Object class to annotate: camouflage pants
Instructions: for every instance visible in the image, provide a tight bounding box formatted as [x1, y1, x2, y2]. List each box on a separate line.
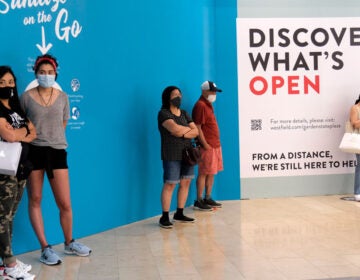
[0, 175, 26, 265]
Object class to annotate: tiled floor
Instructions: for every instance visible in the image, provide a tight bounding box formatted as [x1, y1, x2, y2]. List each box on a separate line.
[16, 195, 360, 279]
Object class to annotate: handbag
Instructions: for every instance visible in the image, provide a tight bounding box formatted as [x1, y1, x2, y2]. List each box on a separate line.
[339, 121, 360, 154]
[183, 141, 201, 166]
[0, 141, 22, 176]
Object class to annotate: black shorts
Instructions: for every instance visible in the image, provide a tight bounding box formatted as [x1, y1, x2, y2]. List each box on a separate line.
[28, 145, 68, 178]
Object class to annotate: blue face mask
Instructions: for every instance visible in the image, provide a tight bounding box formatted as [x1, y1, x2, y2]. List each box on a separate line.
[37, 74, 56, 88]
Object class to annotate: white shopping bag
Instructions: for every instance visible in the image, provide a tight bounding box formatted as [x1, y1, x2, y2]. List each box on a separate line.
[339, 132, 360, 154]
[0, 141, 22, 176]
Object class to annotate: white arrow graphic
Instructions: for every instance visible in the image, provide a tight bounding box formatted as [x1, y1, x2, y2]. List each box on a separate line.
[36, 26, 53, 54]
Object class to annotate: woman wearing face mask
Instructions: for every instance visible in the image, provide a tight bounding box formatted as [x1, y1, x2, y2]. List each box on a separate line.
[0, 66, 37, 280]
[157, 86, 198, 228]
[20, 54, 91, 266]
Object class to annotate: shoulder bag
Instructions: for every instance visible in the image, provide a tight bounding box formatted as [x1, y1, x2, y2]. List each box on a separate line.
[183, 139, 201, 166]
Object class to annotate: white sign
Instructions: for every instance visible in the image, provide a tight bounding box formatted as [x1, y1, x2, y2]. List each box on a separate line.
[237, 17, 360, 178]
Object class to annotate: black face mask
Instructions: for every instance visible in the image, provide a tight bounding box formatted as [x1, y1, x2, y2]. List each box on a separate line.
[170, 96, 181, 108]
[0, 87, 13, 99]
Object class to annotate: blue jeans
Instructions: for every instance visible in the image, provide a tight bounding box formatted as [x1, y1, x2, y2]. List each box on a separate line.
[162, 160, 195, 184]
[355, 154, 360, 194]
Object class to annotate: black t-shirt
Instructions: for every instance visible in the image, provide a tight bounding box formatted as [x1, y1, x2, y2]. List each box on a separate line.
[158, 109, 193, 161]
[0, 106, 29, 169]
[0, 106, 26, 130]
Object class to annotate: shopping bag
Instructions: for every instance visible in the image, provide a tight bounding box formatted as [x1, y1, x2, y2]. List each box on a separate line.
[0, 141, 22, 176]
[339, 132, 360, 154]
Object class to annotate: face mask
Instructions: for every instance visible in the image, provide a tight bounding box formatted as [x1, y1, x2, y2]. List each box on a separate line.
[207, 94, 216, 103]
[0, 87, 14, 99]
[170, 96, 181, 108]
[37, 74, 56, 88]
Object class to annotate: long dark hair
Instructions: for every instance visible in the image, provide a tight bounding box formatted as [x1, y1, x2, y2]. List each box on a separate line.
[161, 86, 181, 109]
[0, 66, 28, 121]
[355, 94, 360, 105]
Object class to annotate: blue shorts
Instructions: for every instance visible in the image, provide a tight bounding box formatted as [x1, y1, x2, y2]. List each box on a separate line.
[162, 160, 195, 184]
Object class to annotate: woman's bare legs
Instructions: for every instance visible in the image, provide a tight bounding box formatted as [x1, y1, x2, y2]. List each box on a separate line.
[28, 169, 72, 248]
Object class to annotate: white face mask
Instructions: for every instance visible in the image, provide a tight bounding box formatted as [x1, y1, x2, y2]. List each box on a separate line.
[207, 94, 216, 103]
[37, 74, 56, 88]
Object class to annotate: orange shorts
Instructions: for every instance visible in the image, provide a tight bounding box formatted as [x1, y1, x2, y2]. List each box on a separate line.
[198, 146, 223, 175]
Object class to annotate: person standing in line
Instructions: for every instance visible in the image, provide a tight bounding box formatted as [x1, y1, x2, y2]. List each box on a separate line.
[350, 94, 360, 201]
[20, 54, 91, 265]
[158, 86, 198, 228]
[0, 66, 37, 280]
[192, 81, 223, 211]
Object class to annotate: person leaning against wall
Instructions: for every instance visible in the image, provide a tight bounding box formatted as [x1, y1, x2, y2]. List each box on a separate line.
[20, 54, 91, 266]
[158, 86, 199, 229]
[0, 66, 37, 280]
[192, 81, 223, 211]
[350, 94, 360, 201]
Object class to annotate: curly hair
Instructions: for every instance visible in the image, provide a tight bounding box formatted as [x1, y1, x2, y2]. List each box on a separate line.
[33, 54, 58, 74]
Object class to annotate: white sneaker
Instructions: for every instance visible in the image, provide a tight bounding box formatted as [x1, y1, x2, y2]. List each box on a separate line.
[3, 264, 35, 280]
[16, 259, 32, 272]
[355, 194, 360, 201]
[0, 259, 31, 277]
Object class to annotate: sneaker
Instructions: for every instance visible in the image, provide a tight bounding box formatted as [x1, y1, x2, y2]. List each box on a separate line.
[194, 199, 213, 211]
[0, 260, 31, 276]
[0, 260, 31, 274]
[64, 239, 92, 257]
[355, 194, 360, 201]
[159, 217, 173, 229]
[173, 213, 195, 223]
[16, 259, 32, 272]
[204, 197, 222, 208]
[3, 264, 35, 280]
[40, 245, 62, 265]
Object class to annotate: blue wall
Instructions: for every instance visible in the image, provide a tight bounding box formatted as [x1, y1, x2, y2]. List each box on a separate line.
[0, 0, 239, 254]
[214, 0, 240, 200]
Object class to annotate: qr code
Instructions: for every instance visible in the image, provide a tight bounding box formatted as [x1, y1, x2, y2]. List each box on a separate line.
[251, 119, 262, 131]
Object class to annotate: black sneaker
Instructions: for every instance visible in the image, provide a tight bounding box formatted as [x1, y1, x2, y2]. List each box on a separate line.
[173, 213, 195, 223]
[159, 217, 173, 229]
[193, 199, 213, 211]
[204, 198, 222, 208]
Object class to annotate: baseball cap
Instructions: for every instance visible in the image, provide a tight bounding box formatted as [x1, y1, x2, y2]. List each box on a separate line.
[201, 81, 222, 92]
